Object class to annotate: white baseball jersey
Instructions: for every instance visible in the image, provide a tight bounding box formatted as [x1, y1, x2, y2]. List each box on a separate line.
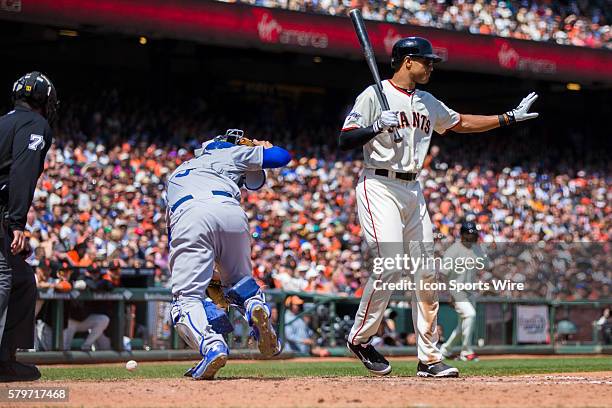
[342, 80, 460, 172]
[345, 81, 460, 364]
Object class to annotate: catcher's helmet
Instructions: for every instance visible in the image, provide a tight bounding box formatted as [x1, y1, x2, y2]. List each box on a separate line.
[12, 71, 59, 124]
[460, 221, 479, 240]
[391, 37, 442, 69]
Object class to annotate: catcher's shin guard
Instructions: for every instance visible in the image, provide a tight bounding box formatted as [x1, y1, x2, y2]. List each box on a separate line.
[247, 300, 281, 357]
[226, 276, 261, 311]
[202, 300, 234, 334]
[226, 277, 281, 357]
[170, 297, 228, 357]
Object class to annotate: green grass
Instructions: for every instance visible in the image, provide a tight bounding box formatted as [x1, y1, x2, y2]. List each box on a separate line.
[39, 357, 612, 381]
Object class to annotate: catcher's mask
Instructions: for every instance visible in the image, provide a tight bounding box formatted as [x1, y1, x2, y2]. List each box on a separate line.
[215, 129, 246, 145]
[195, 128, 248, 156]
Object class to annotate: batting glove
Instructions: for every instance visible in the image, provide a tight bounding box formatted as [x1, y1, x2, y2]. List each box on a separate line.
[373, 110, 400, 134]
[505, 92, 539, 124]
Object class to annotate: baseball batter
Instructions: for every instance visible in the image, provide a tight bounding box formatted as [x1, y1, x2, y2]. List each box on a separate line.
[439, 221, 489, 362]
[339, 37, 539, 377]
[166, 129, 291, 380]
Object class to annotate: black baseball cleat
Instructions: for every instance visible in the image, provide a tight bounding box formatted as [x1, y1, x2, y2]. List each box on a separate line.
[0, 361, 41, 382]
[416, 361, 459, 378]
[347, 342, 392, 376]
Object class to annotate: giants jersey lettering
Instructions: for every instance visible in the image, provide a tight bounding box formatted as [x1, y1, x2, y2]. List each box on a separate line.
[342, 80, 460, 172]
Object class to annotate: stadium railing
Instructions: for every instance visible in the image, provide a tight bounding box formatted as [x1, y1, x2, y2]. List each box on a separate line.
[33, 288, 612, 358]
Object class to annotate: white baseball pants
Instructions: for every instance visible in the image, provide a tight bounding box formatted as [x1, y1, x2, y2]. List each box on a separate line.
[441, 299, 476, 356]
[348, 169, 442, 364]
[63, 314, 110, 351]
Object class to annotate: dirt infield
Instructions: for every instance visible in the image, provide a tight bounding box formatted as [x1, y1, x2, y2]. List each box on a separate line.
[2, 371, 611, 408]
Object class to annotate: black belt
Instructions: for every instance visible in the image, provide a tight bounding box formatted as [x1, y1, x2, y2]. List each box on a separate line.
[374, 169, 418, 181]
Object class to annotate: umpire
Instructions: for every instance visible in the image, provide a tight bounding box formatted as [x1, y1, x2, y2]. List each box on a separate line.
[0, 72, 57, 381]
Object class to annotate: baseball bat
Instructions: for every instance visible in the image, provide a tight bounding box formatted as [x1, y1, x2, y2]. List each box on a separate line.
[349, 8, 402, 143]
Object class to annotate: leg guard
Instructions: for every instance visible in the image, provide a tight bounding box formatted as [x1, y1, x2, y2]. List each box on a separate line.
[202, 300, 233, 335]
[225, 276, 262, 313]
[170, 296, 228, 357]
[225, 277, 281, 357]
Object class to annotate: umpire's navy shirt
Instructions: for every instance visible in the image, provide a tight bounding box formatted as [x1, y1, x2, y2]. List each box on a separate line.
[0, 106, 52, 231]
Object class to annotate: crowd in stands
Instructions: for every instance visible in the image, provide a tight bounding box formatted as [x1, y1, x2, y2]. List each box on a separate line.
[23, 94, 609, 304]
[227, 0, 612, 49]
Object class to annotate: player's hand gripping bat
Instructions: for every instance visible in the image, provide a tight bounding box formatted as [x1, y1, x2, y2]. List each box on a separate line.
[349, 8, 402, 143]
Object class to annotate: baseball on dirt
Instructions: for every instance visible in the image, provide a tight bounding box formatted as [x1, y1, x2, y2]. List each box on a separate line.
[125, 360, 138, 371]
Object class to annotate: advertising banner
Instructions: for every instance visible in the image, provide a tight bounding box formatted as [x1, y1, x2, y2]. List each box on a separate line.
[2, 0, 610, 82]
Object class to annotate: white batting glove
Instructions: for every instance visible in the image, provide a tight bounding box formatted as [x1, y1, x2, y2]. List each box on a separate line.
[509, 92, 539, 122]
[372, 110, 399, 134]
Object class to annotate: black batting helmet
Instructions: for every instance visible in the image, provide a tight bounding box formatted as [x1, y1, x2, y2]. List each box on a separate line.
[391, 37, 442, 70]
[460, 221, 479, 240]
[12, 71, 59, 124]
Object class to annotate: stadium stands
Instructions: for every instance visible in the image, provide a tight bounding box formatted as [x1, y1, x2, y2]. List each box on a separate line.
[226, 0, 612, 49]
[27, 91, 611, 301]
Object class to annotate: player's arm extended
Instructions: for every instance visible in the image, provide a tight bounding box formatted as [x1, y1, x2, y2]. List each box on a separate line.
[450, 92, 539, 134]
[449, 114, 501, 133]
[249, 139, 292, 168]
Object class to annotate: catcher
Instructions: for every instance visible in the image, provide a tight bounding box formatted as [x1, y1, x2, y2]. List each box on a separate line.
[166, 129, 291, 380]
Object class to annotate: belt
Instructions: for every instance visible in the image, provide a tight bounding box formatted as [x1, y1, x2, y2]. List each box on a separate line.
[170, 191, 234, 212]
[374, 169, 418, 181]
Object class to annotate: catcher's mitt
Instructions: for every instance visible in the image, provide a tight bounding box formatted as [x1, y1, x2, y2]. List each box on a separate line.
[237, 137, 255, 147]
[207, 279, 229, 309]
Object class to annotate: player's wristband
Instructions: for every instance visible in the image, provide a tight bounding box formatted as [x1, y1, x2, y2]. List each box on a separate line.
[372, 120, 384, 134]
[498, 111, 517, 127]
